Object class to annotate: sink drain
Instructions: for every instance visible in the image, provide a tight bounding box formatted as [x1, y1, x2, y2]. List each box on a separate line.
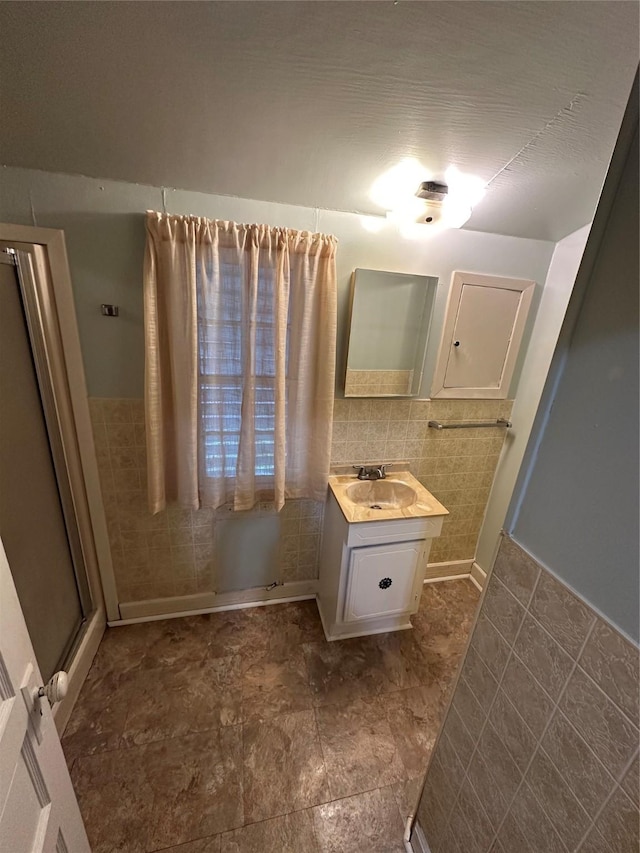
[370, 504, 383, 509]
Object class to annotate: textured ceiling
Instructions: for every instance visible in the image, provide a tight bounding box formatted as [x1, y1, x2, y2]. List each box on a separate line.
[0, 1, 638, 241]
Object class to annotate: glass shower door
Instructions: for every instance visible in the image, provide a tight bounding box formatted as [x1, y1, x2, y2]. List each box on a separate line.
[0, 253, 88, 681]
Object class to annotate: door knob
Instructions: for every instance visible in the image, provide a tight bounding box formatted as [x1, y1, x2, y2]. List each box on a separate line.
[37, 670, 69, 706]
[21, 667, 68, 745]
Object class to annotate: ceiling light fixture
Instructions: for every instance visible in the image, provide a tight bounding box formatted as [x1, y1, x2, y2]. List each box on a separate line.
[368, 160, 486, 235]
[369, 158, 427, 211]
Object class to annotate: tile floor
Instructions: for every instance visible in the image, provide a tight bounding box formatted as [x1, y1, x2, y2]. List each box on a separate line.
[63, 580, 480, 853]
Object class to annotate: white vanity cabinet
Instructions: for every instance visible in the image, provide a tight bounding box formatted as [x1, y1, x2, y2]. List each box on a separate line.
[317, 489, 444, 640]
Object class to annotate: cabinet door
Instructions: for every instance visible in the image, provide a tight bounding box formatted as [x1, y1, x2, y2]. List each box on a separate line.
[431, 272, 535, 399]
[343, 541, 424, 622]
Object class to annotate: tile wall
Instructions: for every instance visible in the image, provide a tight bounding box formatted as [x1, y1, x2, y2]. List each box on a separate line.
[416, 534, 640, 853]
[90, 397, 512, 602]
[345, 368, 413, 396]
[332, 398, 512, 566]
[89, 399, 323, 601]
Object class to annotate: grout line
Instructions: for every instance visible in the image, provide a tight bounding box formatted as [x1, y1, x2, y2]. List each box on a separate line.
[440, 567, 541, 848]
[574, 748, 640, 853]
[444, 569, 541, 845]
[615, 745, 639, 789]
[491, 614, 597, 853]
[570, 655, 640, 732]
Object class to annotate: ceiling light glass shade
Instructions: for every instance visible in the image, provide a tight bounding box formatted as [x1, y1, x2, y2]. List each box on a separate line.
[369, 161, 486, 236]
[359, 215, 387, 233]
[370, 159, 429, 210]
[441, 196, 473, 228]
[385, 196, 430, 225]
[445, 166, 486, 208]
[398, 220, 445, 240]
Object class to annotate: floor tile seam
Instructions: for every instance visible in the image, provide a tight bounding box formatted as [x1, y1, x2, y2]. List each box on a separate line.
[311, 684, 446, 787]
[72, 677, 245, 746]
[74, 720, 245, 762]
[311, 703, 339, 802]
[62, 740, 130, 764]
[312, 782, 406, 813]
[240, 699, 317, 727]
[237, 645, 312, 678]
[320, 779, 410, 814]
[245, 788, 335, 827]
[122, 714, 243, 747]
[311, 682, 428, 711]
[220, 803, 320, 836]
[238, 702, 247, 831]
[314, 708, 409, 808]
[72, 589, 476, 851]
[148, 829, 221, 853]
[377, 701, 434, 788]
[95, 650, 212, 675]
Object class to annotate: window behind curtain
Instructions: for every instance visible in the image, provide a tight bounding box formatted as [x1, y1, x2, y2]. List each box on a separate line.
[197, 259, 283, 479]
[144, 212, 337, 514]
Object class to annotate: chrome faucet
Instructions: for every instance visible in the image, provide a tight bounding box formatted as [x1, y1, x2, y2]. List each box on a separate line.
[353, 464, 387, 481]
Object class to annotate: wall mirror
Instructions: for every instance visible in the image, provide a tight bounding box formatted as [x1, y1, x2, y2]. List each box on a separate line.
[345, 268, 438, 397]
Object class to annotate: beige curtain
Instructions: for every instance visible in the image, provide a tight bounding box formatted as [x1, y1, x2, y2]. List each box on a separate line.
[143, 211, 337, 513]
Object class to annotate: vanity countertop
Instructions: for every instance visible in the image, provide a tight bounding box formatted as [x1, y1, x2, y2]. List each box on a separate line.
[328, 470, 449, 524]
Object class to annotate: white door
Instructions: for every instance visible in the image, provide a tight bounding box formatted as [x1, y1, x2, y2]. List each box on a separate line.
[0, 537, 90, 853]
[344, 541, 424, 622]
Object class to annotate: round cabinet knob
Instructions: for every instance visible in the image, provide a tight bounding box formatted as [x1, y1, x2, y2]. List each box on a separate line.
[379, 577, 393, 590]
[453, 341, 461, 347]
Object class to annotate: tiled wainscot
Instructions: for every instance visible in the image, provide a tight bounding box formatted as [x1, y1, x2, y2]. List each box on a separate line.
[89, 398, 512, 603]
[415, 534, 640, 853]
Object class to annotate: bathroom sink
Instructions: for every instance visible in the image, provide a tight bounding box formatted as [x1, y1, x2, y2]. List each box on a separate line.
[345, 479, 418, 509]
[328, 470, 448, 523]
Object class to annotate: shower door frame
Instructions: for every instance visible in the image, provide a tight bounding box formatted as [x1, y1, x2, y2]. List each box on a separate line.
[0, 222, 119, 733]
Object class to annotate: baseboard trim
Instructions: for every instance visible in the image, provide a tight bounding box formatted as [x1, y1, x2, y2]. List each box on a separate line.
[425, 558, 474, 581]
[408, 820, 431, 853]
[112, 580, 318, 624]
[470, 561, 487, 591]
[424, 573, 470, 584]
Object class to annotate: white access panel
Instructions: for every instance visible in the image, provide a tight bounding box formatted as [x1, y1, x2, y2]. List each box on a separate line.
[431, 271, 535, 399]
[344, 541, 422, 622]
[445, 284, 521, 388]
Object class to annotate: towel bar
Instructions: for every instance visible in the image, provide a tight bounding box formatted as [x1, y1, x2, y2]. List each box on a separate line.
[428, 418, 512, 430]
